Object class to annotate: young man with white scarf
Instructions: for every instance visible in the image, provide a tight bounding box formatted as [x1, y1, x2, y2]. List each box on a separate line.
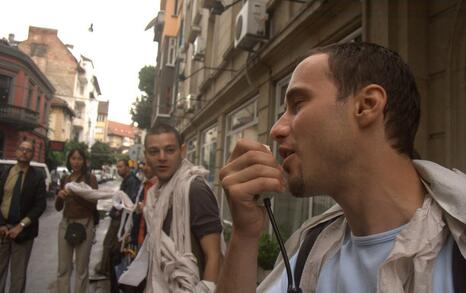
[216, 42, 466, 293]
[142, 123, 222, 292]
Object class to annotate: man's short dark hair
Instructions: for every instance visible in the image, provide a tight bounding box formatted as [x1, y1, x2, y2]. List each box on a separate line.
[117, 158, 129, 166]
[145, 123, 184, 148]
[17, 139, 35, 152]
[308, 42, 421, 157]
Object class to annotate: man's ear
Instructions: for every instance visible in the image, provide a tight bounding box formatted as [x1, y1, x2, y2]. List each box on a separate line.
[180, 144, 187, 158]
[353, 84, 387, 128]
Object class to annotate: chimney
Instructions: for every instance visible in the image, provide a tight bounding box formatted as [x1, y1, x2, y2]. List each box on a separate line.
[8, 34, 15, 43]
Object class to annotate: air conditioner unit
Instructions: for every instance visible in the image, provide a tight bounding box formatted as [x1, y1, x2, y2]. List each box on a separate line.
[234, 0, 268, 50]
[193, 37, 206, 61]
[185, 94, 195, 113]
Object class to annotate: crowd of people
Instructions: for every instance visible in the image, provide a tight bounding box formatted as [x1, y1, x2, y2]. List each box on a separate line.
[0, 42, 465, 293]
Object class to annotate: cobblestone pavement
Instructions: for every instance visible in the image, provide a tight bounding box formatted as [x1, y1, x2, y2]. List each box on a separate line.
[17, 179, 120, 293]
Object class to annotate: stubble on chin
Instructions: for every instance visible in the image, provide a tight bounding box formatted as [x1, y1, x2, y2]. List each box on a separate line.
[287, 174, 305, 197]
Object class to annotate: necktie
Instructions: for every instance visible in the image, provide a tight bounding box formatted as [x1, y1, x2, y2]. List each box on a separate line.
[8, 170, 23, 224]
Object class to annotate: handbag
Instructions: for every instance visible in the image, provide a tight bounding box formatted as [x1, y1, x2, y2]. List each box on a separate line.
[65, 222, 87, 246]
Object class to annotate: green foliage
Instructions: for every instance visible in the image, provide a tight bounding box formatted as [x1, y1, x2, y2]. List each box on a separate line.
[47, 140, 89, 168]
[65, 140, 90, 157]
[138, 65, 156, 96]
[130, 95, 153, 130]
[257, 233, 280, 270]
[131, 65, 156, 130]
[90, 141, 115, 169]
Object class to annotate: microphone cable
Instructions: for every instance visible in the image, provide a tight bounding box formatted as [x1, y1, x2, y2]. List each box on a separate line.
[263, 197, 302, 293]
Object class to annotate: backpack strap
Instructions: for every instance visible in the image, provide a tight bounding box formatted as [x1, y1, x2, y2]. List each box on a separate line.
[294, 219, 336, 288]
[452, 240, 466, 292]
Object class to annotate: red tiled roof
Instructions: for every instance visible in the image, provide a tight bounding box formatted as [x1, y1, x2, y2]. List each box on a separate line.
[107, 120, 136, 139]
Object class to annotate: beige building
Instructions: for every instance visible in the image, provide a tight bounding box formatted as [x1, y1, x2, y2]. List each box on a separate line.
[18, 26, 102, 145]
[48, 97, 74, 141]
[95, 101, 109, 142]
[150, 0, 466, 238]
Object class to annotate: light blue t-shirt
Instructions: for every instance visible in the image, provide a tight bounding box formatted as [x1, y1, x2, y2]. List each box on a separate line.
[266, 226, 454, 293]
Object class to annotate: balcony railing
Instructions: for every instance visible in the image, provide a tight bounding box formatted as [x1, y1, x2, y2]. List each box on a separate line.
[0, 104, 39, 130]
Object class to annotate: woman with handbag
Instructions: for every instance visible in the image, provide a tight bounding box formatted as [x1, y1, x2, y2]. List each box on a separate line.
[55, 148, 98, 293]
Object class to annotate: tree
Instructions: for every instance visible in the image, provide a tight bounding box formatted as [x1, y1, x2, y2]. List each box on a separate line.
[131, 65, 156, 130]
[90, 141, 114, 170]
[48, 140, 89, 168]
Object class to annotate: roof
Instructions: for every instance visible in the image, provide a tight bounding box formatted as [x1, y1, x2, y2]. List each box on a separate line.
[107, 120, 136, 139]
[98, 101, 109, 115]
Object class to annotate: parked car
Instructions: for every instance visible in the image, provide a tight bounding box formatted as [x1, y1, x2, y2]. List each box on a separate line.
[93, 169, 103, 183]
[0, 159, 52, 193]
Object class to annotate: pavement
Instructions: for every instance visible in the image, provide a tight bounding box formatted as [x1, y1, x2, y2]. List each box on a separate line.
[15, 179, 121, 293]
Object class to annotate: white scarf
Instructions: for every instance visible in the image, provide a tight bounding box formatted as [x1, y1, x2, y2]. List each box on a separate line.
[145, 159, 209, 293]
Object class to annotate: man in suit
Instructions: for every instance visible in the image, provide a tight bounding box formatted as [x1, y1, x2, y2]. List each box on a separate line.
[0, 140, 47, 293]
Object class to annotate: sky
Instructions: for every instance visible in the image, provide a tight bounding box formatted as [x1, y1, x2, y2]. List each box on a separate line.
[0, 0, 159, 125]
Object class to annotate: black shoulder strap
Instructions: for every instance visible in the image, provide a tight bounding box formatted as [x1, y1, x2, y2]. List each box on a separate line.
[294, 219, 335, 288]
[452, 240, 466, 292]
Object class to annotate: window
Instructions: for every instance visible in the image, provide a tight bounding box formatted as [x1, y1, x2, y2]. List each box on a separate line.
[166, 37, 177, 66]
[173, 0, 179, 16]
[0, 74, 12, 105]
[30, 43, 47, 57]
[201, 125, 218, 185]
[186, 136, 198, 163]
[27, 82, 34, 108]
[43, 102, 49, 124]
[79, 82, 85, 96]
[223, 99, 259, 224]
[36, 93, 42, 112]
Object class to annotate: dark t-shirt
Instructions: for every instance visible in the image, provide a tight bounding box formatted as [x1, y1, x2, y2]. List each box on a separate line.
[163, 176, 222, 274]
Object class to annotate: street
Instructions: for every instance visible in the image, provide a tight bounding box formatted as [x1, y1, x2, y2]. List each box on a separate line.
[21, 179, 120, 293]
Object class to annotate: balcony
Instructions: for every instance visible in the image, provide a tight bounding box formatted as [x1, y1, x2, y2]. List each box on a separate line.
[0, 104, 39, 130]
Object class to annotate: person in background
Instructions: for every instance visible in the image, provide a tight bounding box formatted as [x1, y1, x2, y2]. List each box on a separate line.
[0, 140, 46, 293]
[119, 160, 158, 293]
[97, 158, 140, 292]
[142, 123, 223, 292]
[131, 160, 157, 250]
[56, 148, 98, 293]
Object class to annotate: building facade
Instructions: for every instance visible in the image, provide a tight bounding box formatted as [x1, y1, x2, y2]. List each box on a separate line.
[48, 97, 74, 142]
[146, 0, 181, 126]
[95, 101, 109, 142]
[0, 41, 54, 162]
[18, 26, 101, 146]
[150, 0, 466, 238]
